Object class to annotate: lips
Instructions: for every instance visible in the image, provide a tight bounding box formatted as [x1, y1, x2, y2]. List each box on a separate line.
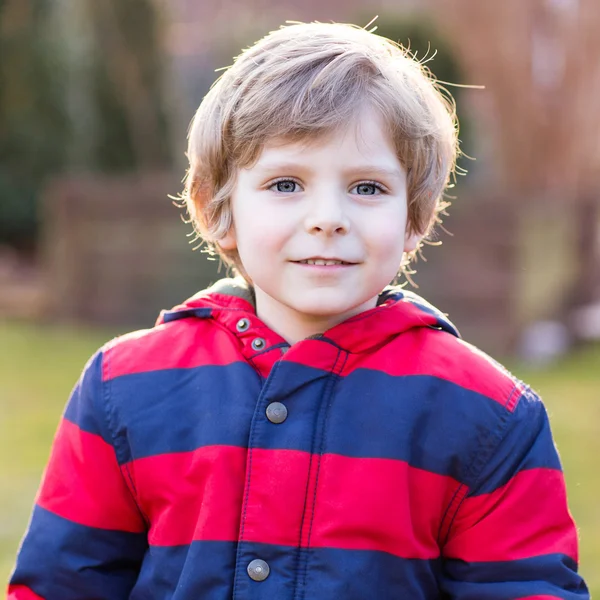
[291, 256, 358, 267]
[296, 258, 355, 266]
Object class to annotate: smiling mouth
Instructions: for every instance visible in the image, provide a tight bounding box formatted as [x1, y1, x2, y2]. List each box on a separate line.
[294, 259, 356, 266]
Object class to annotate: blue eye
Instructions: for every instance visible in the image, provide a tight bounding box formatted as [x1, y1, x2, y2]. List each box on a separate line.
[271, 180, 299, 193]
[354, 183, 381, 195]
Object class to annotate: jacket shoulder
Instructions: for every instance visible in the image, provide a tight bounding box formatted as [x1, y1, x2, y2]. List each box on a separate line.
[100, 316, 220, 382]
[414, 327, 525, 412]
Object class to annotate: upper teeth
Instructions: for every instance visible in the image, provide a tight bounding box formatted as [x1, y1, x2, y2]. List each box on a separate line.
[299, 259, 347, 265]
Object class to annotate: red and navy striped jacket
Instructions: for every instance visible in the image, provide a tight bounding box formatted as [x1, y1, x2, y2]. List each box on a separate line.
[8, 278, 589, 599]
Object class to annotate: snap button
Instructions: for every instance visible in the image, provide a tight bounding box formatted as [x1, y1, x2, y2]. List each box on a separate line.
[251, 337, 266, 351]
[236, 318, 250, 332]
[266, 402, 288, 424]
[247, 558, 270, 581]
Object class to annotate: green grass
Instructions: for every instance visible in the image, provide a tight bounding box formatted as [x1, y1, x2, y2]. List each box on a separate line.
[1, 320, 598, 594]
[0, 321, 121, 587]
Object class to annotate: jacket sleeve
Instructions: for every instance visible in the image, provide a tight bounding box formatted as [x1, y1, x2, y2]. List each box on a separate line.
[439, 387, 589, 599]
[7, 350, 148, 600]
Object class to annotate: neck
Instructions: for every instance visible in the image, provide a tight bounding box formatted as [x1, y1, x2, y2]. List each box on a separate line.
[253, 285, 377, 345]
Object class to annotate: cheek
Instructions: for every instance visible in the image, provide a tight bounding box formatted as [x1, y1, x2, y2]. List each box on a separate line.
[234, 210, 287, 259]
[365, 212, 408, 255]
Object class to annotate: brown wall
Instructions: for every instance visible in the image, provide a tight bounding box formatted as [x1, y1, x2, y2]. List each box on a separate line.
[42, 173, 221, 328]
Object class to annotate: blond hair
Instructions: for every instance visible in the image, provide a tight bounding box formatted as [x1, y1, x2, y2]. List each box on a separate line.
[183, 21, 459, 277]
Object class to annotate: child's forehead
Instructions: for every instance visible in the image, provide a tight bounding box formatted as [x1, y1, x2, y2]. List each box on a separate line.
[241, 115, 404, 180]
[249, 108, 394, 163]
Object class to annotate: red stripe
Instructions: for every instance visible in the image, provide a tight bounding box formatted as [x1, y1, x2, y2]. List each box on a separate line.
[444, 468, 578, 562]
[307, 453, 454, 558]
[7, 584, 45, 599]
[241, 449, 313, 548]
[130, 447, 458, 558]
[37, 419, 145, 532]
[339, 328, 522, 407]
[102, 320, 242, 380]
[132, 445, 247, 546]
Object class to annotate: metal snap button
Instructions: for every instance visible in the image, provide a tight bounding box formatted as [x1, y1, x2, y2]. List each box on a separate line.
[247, 558, 270, 581]
[266, 402, 288, 424]
[236, 318, 250, 332]
[251, 337, 266, 351]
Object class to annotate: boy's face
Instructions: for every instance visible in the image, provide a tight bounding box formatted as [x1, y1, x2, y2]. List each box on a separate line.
[219, 107, 420, 341]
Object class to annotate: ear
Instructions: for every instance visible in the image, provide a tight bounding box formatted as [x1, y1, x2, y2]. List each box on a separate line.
[403, 231, 421, 253]
[217, 226, 237, 251]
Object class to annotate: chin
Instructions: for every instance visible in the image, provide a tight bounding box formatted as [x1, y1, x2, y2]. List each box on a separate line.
[289, 297, 368, 320]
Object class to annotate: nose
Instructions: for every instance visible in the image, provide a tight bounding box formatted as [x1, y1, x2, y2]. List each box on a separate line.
[303, 191, 350, 236]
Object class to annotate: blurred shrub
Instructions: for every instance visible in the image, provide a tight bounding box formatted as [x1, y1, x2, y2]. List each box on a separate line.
[0, 0, 173, 250]
[86, 0, 173, 172]
[0, 0, 68, 250]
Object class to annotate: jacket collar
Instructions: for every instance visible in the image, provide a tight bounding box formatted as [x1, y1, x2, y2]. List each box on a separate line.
[157, 277, 459, 354]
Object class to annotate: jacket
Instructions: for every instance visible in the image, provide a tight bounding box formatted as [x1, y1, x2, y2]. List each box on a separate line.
[8, 278, 589, 599]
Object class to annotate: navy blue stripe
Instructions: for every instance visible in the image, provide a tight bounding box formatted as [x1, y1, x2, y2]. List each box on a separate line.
[63, 351, 114, 445]
[62, 346, 559, 492]
[69, 360, 562, 489]
[301, 545, 442, 600]
[321, 369, 507, 485]
[109, 362, 262, 463]
[13, 510, 586, 599]
[441, 553, 588, 599]
[162, 307, 213, 322]
[259, 365, 559, 486]
[11, 505, 147, 600]
[131, 541, 442, 600]
[129, 543, 235, 600]
[470, 388, 563, 495]
[66, 360, 561, 485]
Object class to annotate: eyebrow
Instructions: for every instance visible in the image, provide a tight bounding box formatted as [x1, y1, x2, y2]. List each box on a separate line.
[255, 163, 404, 180]
[348, 166, 405, 179]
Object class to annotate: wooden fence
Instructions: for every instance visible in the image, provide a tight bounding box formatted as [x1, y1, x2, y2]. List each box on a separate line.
[41, 173, 221, 329]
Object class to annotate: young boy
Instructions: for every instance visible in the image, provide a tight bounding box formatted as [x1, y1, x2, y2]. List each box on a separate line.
[8, 21, 589, 599]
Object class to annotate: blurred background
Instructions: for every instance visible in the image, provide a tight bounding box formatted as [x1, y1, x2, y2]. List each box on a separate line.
[1, 0, 599, 592]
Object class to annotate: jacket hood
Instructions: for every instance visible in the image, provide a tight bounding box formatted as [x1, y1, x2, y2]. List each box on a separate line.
[156, 277, 459, 353]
